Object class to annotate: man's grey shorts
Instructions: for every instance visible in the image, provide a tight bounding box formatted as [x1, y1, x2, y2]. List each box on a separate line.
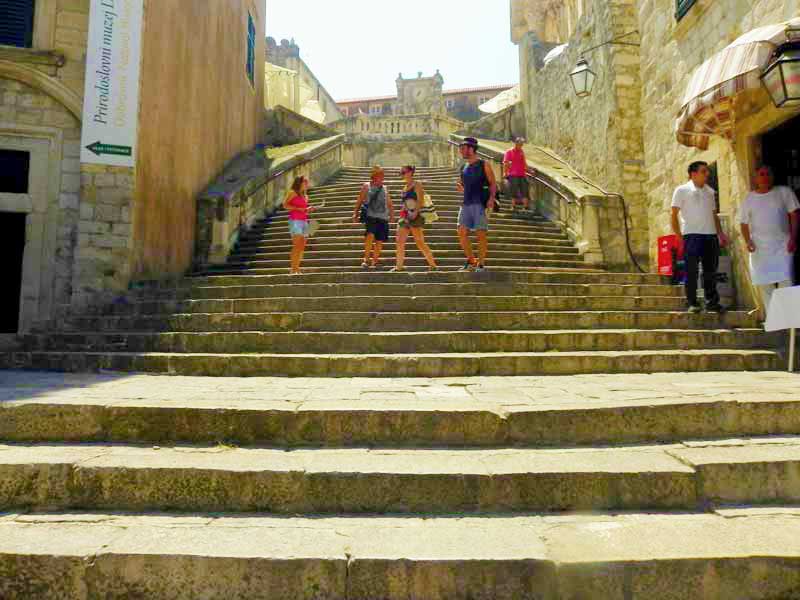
[507, 176, 529, 199]
[458, 203, 488, 231]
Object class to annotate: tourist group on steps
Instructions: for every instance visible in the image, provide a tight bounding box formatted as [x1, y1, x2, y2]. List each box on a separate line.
[283, 136, 799, 319]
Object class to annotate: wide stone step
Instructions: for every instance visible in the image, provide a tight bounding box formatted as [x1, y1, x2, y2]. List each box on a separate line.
[242, 227, 571, 243]
[3, 436, 800, 514]
[3, 508, 800, 600]
[184, 270, 670, 288]
[3, 370, 797, 448]
[238, 238, 577, 253]
[247, 221, 563, 236]
[57, 310, 755, 333]
[4, 348, 781, 377]
[25, 328, 774, 355]
[202, 265, 605, 276]
[134, 282, 683, 302]
[223, 255, 587, 270]
[267, 209, 549, 225]
[84, 294, 690, 316]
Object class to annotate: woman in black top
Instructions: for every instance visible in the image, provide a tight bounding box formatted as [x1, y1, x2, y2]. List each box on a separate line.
[393, 166, 437, 272]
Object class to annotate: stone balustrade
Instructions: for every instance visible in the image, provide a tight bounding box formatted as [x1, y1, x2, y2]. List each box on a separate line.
[451, 135, 611, 267]
[194, 135, 344, 269]
[333, 113, 464, 141]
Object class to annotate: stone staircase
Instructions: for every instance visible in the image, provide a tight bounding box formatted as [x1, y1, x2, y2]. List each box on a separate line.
[0, 167, 797, 597]
[5, 165, 781, 376]
[2, 369, 800, 598]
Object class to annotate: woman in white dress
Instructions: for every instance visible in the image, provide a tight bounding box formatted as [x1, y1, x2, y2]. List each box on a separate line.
[739, 165, 800, 316]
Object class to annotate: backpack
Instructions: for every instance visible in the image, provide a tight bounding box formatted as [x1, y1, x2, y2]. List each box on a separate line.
[367, 185, 387, 216]
[360, 185, 386, 222]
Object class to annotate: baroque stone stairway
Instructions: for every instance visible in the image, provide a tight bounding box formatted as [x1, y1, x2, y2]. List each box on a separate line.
[6, 165, 782, 376]
[2, 166, 797, 599]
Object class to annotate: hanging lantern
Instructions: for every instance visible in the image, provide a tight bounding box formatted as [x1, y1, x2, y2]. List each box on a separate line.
[761, 26, 800, 108]
[569, 57, 597, 98]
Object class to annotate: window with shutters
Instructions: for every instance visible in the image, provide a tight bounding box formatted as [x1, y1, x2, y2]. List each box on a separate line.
[246, 12, 256, 87]
[676, 0, 698, 20]
[0, 0, 36, 48]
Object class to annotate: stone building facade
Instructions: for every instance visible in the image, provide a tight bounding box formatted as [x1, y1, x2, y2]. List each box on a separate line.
[511, 0, 800, 306]
[0, 0, 265, 335]
[266, 37, 344, 125]
[337, 77, 515, 122]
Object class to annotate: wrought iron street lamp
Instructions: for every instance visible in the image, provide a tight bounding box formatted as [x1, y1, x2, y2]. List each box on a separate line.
[569, 58, 596, 98]
[569, 31, 639, 98]
[761, 26, 800, 108]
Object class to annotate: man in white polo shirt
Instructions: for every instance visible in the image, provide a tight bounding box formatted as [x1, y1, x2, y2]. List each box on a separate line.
[670, 161, 729, 313]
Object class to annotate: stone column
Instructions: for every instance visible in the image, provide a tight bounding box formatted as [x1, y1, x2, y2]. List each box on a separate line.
[578, 196, 605, 266]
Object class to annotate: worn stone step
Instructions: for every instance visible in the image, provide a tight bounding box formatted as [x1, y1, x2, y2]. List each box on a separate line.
[202, 265, 605, 277]
[132, 282, 683, 302]
[186, 270, 668, 287]
[58, 310, 756, 333]
[3, 437, 800, 514]
[246, 221, 563, 237]
[83, 294, 690, 316]
[4, 508, 800, 600]
[222, 256, 588, 271]
[230, 249, 583, 264]
[3, 370, 798, 448]
[238, 238, 577, 253]
[241, 228, 571, 243]
[25, 329, 774, 355]
[3, 348, 781, 377]
[266, 210, 549, 226]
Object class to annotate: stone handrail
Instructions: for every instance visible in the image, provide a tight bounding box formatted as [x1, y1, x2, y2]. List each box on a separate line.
[194, 134, 344, 269]
[333, 113, 464, 141]
[449, 135, 606, 266]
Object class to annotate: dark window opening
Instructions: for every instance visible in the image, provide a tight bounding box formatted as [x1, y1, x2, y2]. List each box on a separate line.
[0, 212, 26, 333]
[0, 0, 36, 48]
[246, 13, 256, 87]
[761, 114, 800, 284]
[0, 149, 30, 194]
[676, 0, 698, 20]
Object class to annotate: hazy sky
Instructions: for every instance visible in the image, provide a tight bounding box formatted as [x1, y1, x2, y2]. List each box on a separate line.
[265, 0, 519, 101]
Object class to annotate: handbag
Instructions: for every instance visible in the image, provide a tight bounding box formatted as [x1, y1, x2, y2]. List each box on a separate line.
[421, 193, 439, 224]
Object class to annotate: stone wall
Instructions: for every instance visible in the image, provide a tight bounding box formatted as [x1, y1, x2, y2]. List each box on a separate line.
[343, 140, 453, 169]
[264, 106, 336, 146]
[196, 135, 344, 268]
[515, 0, 649, 268]
[72, 165, 135, 309]
[461, 102, 527, 142]
[637, 0, 800, 307]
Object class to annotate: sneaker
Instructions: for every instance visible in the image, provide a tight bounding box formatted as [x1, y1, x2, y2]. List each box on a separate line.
[706, 303, 726, 314]
[687, 304, 703, 314]
[474, 264, 487, 273]
[460, 261, 476, 272]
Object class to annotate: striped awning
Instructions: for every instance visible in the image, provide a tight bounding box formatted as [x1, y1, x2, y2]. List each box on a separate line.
[676, 18, 800, 150]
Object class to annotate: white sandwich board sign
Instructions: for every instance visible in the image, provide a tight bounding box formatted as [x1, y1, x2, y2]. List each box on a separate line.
[80, 0, 144, 168]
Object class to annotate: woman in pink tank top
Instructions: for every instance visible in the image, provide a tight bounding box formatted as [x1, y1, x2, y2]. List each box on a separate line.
[284, 176, 314, 275]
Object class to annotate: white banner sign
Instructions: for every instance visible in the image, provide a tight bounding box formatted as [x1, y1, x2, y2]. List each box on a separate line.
[80, 0, 144, 168]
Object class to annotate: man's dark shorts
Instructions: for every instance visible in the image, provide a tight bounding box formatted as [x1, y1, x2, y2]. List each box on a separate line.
[507, 176, 529, 199]
[365, 216, 390, 242]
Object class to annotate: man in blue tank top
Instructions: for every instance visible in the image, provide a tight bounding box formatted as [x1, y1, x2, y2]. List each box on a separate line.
[457, 137, 497, 271]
